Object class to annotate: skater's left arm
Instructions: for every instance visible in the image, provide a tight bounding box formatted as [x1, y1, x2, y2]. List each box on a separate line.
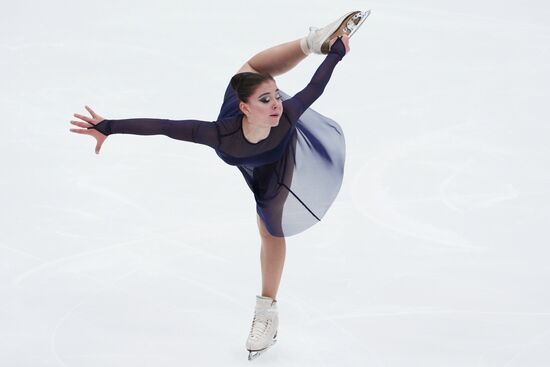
[284, 36, 348, 122]
[70, 106, 219, 154]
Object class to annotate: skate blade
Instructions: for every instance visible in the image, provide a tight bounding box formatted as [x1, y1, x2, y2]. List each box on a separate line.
[321, 10, 371, 53]
[346, 10, 371, 38]
[321, 11, 361, 54]
[247, 340, 277, 361]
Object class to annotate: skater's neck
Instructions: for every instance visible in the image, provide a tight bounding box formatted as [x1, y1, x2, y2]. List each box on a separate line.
[241, 115, 271, 144]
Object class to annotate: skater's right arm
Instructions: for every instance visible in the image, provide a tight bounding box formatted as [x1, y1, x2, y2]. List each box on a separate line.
[70, 106, 220, 154]
[283, 36, 348, 122]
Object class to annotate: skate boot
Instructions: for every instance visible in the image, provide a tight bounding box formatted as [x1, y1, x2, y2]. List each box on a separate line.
[302, 10, 371, 55]
[246, 295, 279, 361]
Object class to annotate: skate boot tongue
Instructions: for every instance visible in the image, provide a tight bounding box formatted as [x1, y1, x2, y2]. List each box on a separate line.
[256, 295, 277, 307]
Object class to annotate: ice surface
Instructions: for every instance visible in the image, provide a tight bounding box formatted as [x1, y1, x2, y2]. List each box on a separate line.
[1, 0, 549, 366]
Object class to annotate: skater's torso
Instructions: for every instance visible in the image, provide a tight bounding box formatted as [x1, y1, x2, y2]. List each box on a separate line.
[214, 99, 297, 167]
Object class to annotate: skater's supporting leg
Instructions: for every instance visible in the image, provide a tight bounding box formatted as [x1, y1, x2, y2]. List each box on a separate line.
[237, 38, 308, 77]
[257, 214, 286, 300]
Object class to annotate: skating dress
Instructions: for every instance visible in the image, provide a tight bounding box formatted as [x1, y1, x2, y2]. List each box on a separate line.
[89, 37, 347, 237]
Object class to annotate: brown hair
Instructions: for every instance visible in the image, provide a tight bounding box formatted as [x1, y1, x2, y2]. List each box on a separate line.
[230, 72, 275, 103]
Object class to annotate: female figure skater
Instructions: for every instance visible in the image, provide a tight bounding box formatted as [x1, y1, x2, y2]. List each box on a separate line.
[69, 10, 370, 360]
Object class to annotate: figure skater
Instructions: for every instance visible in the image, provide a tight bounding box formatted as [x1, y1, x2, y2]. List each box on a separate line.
[69, 9, 370, 360]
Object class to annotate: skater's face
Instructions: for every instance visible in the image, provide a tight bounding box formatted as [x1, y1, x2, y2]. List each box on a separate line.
[240, 80, 283, 126]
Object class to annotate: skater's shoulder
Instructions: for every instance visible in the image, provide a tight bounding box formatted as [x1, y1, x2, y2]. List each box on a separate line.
[215, 115, 242, 135]
[281, 95, 307, 117]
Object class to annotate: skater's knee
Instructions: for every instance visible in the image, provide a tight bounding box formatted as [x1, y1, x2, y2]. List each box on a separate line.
[257, 214, 271, 239]
[237, 62, 260, 74]
[257, 214, 283, 241]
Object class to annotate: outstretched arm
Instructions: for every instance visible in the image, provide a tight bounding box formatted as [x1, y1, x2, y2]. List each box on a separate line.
[89, 117, 219, 147]
[70, 106, 219, 154]
[283, 36, 348, 122]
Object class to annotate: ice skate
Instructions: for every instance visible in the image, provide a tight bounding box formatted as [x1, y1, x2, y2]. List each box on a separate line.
[246, 295, 279, 361]
[305, 10, 371, 54]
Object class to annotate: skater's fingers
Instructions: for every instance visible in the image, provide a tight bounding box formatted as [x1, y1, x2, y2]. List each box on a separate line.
[69, 125, 105, 154]
[69, 127, 89, 134]
[94, 135, 107, 155]
[340, 35, 350, 53]
[341, 35, 350, 44]
[73, 113, 92, 123]
[70, 120, 91, 128]
[85, 105, 97, 118]
[329, 36, 350, 55]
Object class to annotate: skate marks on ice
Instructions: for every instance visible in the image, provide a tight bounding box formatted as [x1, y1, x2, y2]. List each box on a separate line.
[349, 121, 542, 252]
[11, 234, 150, 288]
[30, 234, 244, 367]
[11, 169, 233, 287]
[10, 172, 151, 289]
[11, 221, 231, 290]
[47, 264, 248, 367]
[6, 201, 240, 365]
[72, 174, 150, 214]
[279, 295, 386, 367]
[437, 160, 520, 212]
[48, 268, 140, 367]
[304, 307, 550, 367]
[475, 326, 550, 367]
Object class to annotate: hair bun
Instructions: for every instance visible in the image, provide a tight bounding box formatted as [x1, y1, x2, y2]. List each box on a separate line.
[230, 72, 254, 92]
[229, 73, 242, 92]
[229, 71, 275, 103]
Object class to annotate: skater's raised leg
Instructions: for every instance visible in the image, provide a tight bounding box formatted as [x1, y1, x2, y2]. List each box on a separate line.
[306, 10, 370, 54]
[236, 9, 370, 77]
[237, 38, 308, 77]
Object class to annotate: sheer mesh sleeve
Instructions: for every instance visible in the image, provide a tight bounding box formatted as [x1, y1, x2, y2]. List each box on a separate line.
[283, 36, 346, 122]
[87, 117, 219, 149]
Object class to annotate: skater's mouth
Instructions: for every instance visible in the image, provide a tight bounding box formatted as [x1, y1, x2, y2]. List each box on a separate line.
[270, 114, 279, 117]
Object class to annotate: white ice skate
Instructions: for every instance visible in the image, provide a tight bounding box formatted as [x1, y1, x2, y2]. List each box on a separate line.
[246, 295, 279, 361]
[306, 9, 371, 54]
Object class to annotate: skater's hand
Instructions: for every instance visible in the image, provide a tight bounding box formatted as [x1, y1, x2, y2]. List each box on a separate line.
[329, 35, 350, 55]
[69, 105, 107, 154]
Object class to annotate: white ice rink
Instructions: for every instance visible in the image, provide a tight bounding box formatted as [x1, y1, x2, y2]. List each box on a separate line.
[2, 0, 549, 366]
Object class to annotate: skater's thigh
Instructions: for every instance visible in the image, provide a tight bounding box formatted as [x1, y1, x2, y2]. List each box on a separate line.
[237, 62, 260, 74]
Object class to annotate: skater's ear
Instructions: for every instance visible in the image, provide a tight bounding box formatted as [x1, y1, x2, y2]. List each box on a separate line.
[239, 101, 250, 115]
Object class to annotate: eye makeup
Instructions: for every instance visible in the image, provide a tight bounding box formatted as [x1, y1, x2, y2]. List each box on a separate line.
[260, 95, 282, 103]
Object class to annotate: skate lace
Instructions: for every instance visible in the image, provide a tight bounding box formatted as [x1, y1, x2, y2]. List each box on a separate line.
[249, 309, 274, 339]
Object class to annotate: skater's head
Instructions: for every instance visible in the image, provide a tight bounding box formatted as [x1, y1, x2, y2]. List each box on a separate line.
[231, 72, 283, 127]
[230, 72, 275, 102]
